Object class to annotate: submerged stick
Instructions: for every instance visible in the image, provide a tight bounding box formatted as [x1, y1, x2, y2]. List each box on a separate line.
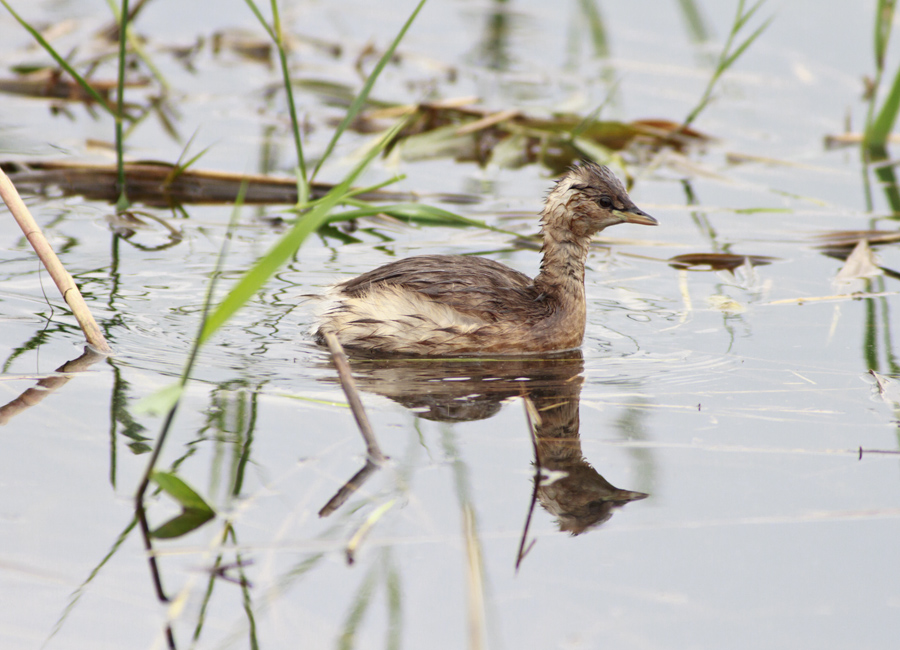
[318, 459, 382, 518]
[515, 393, 542, 572]
[322, 331, 386, 464]
[0, 168, 112, 354]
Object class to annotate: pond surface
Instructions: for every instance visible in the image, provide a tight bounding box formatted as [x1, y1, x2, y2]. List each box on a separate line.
[2, 1, 900, 649]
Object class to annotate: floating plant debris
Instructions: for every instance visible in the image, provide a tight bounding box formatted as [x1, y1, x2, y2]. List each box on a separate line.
[668, 253, 777, 272]
[0, 160, 478, 207]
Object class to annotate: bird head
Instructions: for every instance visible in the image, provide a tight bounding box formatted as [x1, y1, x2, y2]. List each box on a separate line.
[546, 162, 657, 237]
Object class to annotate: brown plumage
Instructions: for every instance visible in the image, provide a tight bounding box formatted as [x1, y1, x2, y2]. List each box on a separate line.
[315, 162, 657, 355]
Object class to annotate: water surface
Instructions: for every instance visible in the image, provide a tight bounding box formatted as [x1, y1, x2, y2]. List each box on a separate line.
[1, 1, 899, 649]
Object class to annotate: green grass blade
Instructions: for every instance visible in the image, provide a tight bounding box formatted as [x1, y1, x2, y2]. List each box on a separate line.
[342, 175, 408, 200]
[874, 0, 896, 71]
[676, 0, 711, 42]
[149, 471, 216, 538]
[151, 507, 216, 538]
[577, 0, 609, 58]
[151, 471, 214, 512]
[311, 0, 428, 182]
[867, 52, 900, 150]
[734, 0, 766, 30]
[174, 145, 212, 176]
[46, 516, 139, 645]
[721, 16, 773, 69]
[338, 564, 379, 650]
[199, 120, 407, 344]
[384, 554, 403, 650]
[323, 202, 512, 233]
[271, 0, 306, 183]
[134, 183, 248, 506]
[115, 0, 131, 212]
[134, 382, 183, 416]
[0, 0, 114, 114]
[244, 0, 307, 187]
[242, 0, 276, 41]
[682, 0, 771, 127]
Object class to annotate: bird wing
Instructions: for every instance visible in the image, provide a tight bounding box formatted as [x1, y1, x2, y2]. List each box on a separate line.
[336, 255, 548, 323]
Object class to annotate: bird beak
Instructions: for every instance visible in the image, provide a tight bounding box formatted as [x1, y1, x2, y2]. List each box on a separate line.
[614, 207, 658, 227]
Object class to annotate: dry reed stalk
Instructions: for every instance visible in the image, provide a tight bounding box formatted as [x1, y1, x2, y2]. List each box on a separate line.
[0, 168, 112, 354]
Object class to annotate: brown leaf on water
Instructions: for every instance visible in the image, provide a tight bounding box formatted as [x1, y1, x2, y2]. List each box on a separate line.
[815, 230, 900, 251]
[0, 69, 136, 105]
[211, 29, 273, 65]
[344, 100, 712, 169]
[296, 86, 711, 168]
[628, 118, 711, 148]
[668, 253, 776, 272]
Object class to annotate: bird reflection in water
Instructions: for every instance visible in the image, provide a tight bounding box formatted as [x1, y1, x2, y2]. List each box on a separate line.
[317, 350, 647, 561]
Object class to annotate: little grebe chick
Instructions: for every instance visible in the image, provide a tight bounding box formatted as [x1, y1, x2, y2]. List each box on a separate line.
[315, 162, 657, 355]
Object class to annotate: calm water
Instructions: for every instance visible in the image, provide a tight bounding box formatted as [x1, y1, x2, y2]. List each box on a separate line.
[1, 1, 899, 649]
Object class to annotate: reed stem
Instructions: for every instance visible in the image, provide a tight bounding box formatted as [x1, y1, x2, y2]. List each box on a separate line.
[0, 169, 112, 354]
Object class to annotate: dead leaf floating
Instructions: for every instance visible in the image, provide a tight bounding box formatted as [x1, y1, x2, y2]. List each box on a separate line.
[668, 253, 776, 272]
[353, 100, 712, 170]
[869, 370, 900, 407]
[833, 239, 882, 290]
[815, 230, 900, 251]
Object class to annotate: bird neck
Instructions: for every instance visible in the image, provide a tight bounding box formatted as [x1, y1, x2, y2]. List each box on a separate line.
[534, 203, 592, 301]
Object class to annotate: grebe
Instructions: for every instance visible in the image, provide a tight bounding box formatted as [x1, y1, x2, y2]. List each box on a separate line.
[315, 162, 656, 355]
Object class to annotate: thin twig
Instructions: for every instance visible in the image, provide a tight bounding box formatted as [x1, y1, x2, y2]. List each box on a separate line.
[318, 459, 382, 518]
[323, 331, 387, 464]
[859, 446, 900, 459]
[0, 168, 112, 354]
[516, 392, 542, 572]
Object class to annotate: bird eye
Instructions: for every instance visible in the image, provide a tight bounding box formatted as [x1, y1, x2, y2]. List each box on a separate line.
[597, 195, 614, 209]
